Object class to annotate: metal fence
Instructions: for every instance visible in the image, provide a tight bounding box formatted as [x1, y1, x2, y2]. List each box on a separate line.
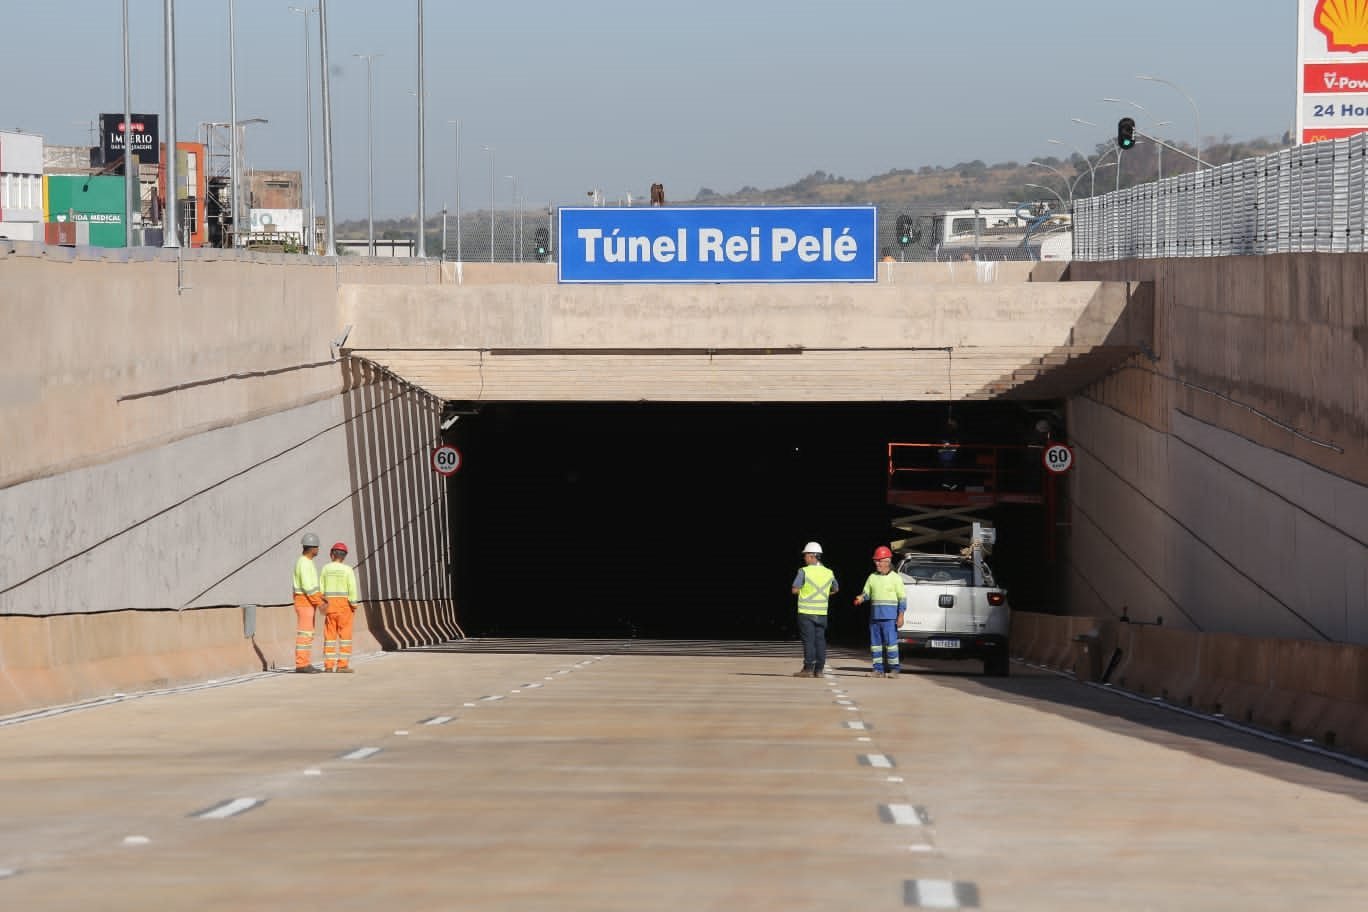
[1074, 135, 1368, 260]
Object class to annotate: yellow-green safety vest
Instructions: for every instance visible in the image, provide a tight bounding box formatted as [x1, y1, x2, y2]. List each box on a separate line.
[293, 555, 321, 597]
[319, 561, 359, 604]
[797, 564, 835, 616]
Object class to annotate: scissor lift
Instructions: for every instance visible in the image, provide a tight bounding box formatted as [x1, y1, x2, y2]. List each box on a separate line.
[886, 442, 1055, 557]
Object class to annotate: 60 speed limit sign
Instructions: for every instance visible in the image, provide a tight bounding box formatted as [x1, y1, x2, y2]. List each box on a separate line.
[431, 444, 462, 476]
[1042, 443, 1074, 474]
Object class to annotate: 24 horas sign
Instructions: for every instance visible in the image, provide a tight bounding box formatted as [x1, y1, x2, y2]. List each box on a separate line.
[558, 206, 876, 284]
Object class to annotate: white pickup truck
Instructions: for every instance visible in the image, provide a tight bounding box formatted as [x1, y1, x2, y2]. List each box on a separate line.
[895, 525, 1011, 676]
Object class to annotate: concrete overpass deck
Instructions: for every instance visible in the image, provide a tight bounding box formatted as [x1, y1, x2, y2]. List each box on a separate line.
[1, 644, 1364, 911]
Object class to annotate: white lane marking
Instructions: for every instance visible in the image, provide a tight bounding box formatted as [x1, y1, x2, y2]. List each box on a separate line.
[860, 754, 894, 768]
[544, 677, 555, 681]
[909, 844, 935, 853]
[887, 776, 904, 783]
[0, 868, 16, 879]
[836, 700, 855, 706]
[479, 695, 504, 702]
[525, 683, 543, 689]
[463, 702, 477, 707]
[845, 721, 870, 730]
[511, 689, 522, 694]
[904, 879, 980, 909]
[122, 835, 151, 846]
[421, 716, 454, 726]
[881, 804, 929, 826]
[340, 747, 382, 761]
[304, 768, 323, 776]
[193, 797, 266, 819]
[844, 706, 860, 712]
[858, 736, 872, 742]
[394, 730, 409, 736]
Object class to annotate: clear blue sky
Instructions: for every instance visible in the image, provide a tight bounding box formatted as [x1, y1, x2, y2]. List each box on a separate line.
[1, 0, 1295, 220]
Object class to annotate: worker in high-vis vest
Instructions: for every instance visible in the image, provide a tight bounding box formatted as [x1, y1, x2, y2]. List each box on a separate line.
[791, 541, 839, 678]
[319, 542, 360, 673]
[291, 532, 325, 673]
[853, 545, 907, 677]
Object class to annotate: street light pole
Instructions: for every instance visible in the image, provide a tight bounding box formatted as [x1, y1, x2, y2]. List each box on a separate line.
[318, 0, 337, 256]
[415, 0, 427, 257]
[288, 6, 317, 253]
[353, 53, 381, 256]
[162, 0, 180, 248]
[122, 0, 134, 248]
[1024, 182, 1067, 210]
[1137, 74, 1203, 167]
[483, 145, 494, 262]
[1047, 139, 1097, 197]
[506, 175, 518, 262]
[228, 0, 240, 246]
[1028, 161, 1074, 204]
[448, 119, 461, 261]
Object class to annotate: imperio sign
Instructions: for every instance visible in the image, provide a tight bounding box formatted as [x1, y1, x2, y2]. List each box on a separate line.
[1298, 0, 1368, 142]
[557, 206, 877, 284]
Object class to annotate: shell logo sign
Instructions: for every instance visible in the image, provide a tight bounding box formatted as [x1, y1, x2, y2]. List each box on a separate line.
[1315, 0, 1368, 53]
[1301, 0, 1368, 143]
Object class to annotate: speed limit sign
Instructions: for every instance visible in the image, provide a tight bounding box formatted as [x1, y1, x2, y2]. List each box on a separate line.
[1043, 443, 1074, 474]
[431, 444, 462, 476]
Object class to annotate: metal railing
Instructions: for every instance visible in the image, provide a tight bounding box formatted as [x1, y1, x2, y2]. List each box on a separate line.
[1074, 135, 1368, 260]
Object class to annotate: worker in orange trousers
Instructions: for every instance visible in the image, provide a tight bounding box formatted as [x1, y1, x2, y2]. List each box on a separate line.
[319, 542, 360, 673]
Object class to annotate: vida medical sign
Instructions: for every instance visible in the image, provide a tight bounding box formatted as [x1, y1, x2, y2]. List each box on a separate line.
[558, 206, 877, 284]
[1298, 0, 1368, 142]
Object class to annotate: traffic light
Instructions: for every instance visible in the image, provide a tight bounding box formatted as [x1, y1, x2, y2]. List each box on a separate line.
[533, 227, 550, 261]
[895, 214, 914, 248]
[1117, 117, 1136, 150]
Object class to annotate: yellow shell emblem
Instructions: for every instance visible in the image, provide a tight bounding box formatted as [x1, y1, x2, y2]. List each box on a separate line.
[1317, 0, 1368, 52]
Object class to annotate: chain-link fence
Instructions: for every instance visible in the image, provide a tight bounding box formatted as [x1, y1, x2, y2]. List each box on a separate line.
[1074, 135, 1368, 260]
[435, 203, 1072, 263]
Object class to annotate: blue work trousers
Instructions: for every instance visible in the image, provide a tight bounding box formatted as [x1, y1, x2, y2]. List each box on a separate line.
[797, 613, 829, 673]
[869, 619, 900, 673]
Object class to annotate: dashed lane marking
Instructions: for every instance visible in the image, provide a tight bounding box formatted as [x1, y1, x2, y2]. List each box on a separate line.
[191, 798, 267, 820]
[479, 695, 505, 702]
[859, 754, 895, 769]
[0, 868, 17, 879]
[340, 747, 382, 761]
[845, 721, 871, 730]
[904, 879, 980, 909]
[879, 804, 930, 826]
[122, 835, 151, 846]
[420, 716, 454, 725]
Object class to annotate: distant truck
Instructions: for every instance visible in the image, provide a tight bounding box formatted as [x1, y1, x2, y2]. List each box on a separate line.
[926, 205, 1071, 262]
[895, 523, 1011, 676]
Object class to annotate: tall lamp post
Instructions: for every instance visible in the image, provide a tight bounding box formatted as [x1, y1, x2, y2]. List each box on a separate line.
[1028, 160, 1075, 205]
[122, 0, 135, 247]
[353, 53, 381, 256]
[1025, 183, 1068, 210]
[318, 0, 337, 256]
[228, 0, 240, 246]
[162, 0, 180, 248]
[447, 119, 461, 261]
[1047, 138, 1100, 197]
[505, 174, 518, 262]
[1137, 74, 1203, 167]
[483, 145, 495, 262]
[287, 5, 317, 253]
[415, 0, 427, 257]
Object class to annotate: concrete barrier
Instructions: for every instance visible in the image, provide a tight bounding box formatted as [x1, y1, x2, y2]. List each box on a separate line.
[1011, 611, 1368, 754]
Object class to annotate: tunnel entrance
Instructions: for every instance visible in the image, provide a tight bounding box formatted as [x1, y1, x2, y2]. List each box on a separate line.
[446, 402, 1062, 643]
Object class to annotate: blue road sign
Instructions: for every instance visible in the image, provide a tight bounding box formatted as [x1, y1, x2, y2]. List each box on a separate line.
[558, 206, 877, 284]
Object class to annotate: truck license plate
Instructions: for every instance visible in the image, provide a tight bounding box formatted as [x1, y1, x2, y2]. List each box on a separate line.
[929, 639, 960, 649]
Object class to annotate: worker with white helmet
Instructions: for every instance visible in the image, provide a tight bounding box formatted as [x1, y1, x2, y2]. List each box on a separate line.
[290, 532, 325, 673]
[790, 541, 839, 678]
[853, 545, 907, 677]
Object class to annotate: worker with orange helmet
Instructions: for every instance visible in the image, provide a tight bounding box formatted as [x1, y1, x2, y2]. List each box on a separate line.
[853, 545, 906, 677]
[318, 541, 360, 673]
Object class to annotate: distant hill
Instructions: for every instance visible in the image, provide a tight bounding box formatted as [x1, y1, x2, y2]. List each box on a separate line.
[338, 133, 1292, 239]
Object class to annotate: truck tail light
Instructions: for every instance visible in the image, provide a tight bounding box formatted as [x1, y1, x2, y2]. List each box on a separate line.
[987, 592, 1005, 606]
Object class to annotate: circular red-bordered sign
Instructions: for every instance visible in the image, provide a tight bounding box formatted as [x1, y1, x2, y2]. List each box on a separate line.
[1042, 443, 1074, 474]
[431, 444, 462, 476]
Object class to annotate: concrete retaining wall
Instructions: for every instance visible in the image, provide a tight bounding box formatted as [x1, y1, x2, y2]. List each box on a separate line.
[1012, 611, 1368, 754]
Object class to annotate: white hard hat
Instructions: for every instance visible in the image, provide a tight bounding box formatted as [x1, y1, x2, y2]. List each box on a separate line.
[802, 541, 823, 555]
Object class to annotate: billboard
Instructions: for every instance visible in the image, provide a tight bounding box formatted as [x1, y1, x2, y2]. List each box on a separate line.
[558, 206, 877, 284]
[99, 113, 160, 164]
[44, 175, 125, 248]
[1298, 1, 1368, 143]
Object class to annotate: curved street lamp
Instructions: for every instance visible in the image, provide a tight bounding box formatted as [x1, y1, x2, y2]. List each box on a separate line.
[1025, 182, 1067, 210]
[1137, 74, 1203, 167]
[1028, 160, 1074, 204]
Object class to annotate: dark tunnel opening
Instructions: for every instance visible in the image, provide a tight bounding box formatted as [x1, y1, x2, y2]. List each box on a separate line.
[446, 402, 1064, 645]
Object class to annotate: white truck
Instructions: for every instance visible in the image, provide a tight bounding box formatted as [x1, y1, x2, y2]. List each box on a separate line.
[895, 523, 1011, 676]
[929, 206, 1072, 262]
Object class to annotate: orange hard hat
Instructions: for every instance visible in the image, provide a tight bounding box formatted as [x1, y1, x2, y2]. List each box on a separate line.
[331, 542, 349, 554]
[873, 546, 894, 561]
